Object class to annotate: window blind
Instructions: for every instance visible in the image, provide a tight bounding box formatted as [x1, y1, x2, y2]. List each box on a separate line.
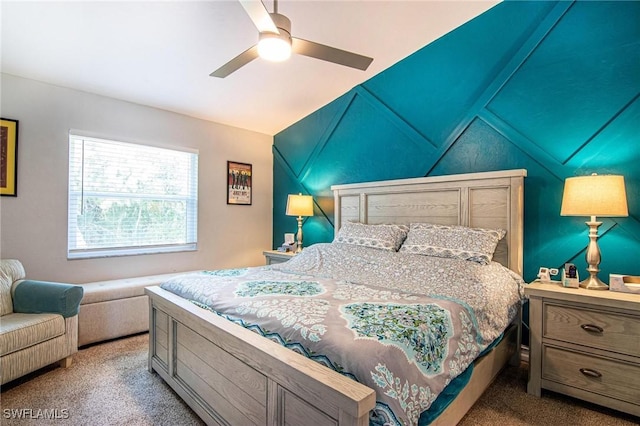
[68, 135, 198, 259]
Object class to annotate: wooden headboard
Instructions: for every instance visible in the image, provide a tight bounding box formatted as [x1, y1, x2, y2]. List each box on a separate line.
[331, 169, 527, 276]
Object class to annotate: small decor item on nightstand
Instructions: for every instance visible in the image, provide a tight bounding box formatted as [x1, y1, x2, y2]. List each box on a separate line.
[537, 267, 551, 282]
[562, 263, 579, 288]
[278, 234, 296, 252]
[609, 274, 640, 294]
[284, 233, 295, 245]
[537, 267, 559, 283]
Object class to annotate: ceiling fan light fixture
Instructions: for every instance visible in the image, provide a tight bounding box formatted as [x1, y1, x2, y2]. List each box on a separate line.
[209, 1, 373, 78]
[258, 31, 291, 62]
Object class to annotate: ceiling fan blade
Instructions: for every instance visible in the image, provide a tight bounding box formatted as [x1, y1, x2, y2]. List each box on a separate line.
[239, 0, 279, 34]
[292, 38, 373, 71]
[210, 45, 260, 78]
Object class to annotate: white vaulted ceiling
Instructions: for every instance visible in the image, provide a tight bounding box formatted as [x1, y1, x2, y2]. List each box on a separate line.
[1, 1, 498, 135]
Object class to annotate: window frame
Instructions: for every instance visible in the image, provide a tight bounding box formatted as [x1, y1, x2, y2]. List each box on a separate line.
[67, 133, 198, 259]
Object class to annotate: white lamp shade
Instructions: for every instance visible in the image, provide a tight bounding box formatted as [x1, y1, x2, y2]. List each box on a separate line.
[286, 194, 313, 217]
[258, 33, 291, 62]
[561, 174, 628, 217]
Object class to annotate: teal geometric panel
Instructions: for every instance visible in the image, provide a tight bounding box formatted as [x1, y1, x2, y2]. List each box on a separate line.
[487, 1, 640, 164]
[300, 90, 435, 193]
[273, 0, 640, 287]
[363, 0, 556, 147]
[275, 93, 354, 177]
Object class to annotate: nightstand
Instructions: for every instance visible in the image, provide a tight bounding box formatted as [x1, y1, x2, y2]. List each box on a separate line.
[525, 281, 640, 417]
[263, 250, 296, 265]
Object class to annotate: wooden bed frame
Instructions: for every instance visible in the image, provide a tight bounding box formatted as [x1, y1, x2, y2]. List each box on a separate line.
[146, 169, 527, 426]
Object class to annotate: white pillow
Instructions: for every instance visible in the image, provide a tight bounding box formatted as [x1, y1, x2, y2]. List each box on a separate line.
[333, 222, 408, 252]
[399, 223, 505, 264]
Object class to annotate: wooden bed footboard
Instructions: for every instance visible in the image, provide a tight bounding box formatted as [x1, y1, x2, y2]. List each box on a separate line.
[146, 285, 376, 426]
[147, 285, 519, 426]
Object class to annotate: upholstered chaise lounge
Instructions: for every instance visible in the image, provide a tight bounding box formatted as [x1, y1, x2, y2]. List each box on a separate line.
[0, 259, 84, 385]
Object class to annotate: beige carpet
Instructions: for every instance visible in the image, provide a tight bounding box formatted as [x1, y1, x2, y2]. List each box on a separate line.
[1, 334, 637, 425]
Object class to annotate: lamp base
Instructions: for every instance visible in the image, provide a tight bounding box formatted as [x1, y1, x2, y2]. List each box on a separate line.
[295, 216, 303, 253]
[578, 218, 608, 291]
[580, 275, 608, 291]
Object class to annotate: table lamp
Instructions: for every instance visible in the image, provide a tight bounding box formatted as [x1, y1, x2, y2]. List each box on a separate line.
[560, 173, 628, 290]
[286, 193, 313, 253]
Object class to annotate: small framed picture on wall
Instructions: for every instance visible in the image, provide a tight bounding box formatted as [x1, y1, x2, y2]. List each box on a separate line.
[227, 161, 252, 205]
[1, 118, 19, 197]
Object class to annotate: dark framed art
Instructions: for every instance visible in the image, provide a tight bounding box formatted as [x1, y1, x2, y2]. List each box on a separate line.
[227, 161, 252, 205]
[1, 118, 18, 196]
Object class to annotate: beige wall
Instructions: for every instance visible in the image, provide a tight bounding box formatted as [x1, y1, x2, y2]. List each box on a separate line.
[0, 74, 273, 283]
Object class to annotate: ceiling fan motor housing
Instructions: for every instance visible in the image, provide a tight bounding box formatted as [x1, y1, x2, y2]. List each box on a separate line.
[259, 12, 291, 44]
[268, 13, 291, 37]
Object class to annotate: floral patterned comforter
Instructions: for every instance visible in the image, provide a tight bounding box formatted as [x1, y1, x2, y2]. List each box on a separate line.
[160, 243, 523, 426]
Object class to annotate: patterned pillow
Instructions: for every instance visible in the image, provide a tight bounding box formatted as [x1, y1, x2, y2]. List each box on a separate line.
[333, 222, 409, 251]
[398, 223, 506, 264]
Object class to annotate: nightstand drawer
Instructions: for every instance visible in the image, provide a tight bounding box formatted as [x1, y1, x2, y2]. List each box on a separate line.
[543, 346, 640, 405]
[544, 303, 640, 357]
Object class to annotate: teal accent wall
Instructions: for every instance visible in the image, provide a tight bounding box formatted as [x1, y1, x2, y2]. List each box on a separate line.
[273, 0, 640, 284]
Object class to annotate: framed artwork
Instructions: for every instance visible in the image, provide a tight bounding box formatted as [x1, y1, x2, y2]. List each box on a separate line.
[1, 118, 18, 197]
[227, 161, 252, 205]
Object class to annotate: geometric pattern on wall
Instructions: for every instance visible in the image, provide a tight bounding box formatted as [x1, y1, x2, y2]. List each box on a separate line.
[487, 2, 640, 165]
[274, 0, 640, 285]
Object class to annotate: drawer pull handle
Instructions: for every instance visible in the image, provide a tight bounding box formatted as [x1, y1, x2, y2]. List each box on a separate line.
[580, 324, 603, 334]
[579, 368, 602, 378]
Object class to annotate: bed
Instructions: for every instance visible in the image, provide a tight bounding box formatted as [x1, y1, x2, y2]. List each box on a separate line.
[146, 169, 527, 426]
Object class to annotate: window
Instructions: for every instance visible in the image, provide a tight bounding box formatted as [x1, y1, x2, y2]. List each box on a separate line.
[68, 134, 198, 259]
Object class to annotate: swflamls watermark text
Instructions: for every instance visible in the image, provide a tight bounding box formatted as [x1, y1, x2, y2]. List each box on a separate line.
[2, 408, 69, 419]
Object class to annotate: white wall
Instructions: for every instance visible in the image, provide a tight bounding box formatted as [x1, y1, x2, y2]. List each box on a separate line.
[0, 74, 273, 283]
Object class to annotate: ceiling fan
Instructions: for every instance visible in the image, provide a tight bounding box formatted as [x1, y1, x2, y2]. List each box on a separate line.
[210, 0, 374, 78]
